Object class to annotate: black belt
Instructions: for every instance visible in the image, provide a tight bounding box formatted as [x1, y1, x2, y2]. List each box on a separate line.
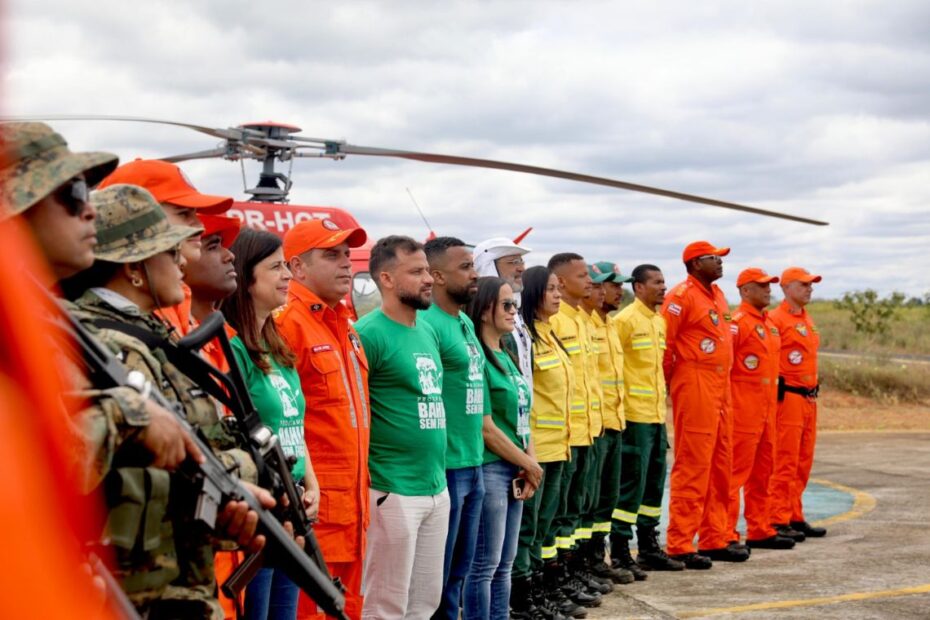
[778, 377, 819, 402]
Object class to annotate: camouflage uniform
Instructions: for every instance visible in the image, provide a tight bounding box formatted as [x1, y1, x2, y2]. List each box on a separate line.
[70, 185, 256, 619]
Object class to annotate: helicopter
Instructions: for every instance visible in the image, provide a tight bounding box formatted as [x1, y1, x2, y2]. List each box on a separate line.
[2, 115, 828, 317]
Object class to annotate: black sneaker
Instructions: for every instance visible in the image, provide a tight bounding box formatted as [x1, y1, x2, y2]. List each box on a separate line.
[698, 546, 750, 562]
[747, 535, 796, 550]
[791, 520, 827, 538]
[773, 523, 806, 542]
[669, 552, 713, 570]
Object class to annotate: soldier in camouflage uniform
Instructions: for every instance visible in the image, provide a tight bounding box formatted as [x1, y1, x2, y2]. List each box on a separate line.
[0, 123, 271, 618]
[65, 183, 266, 618]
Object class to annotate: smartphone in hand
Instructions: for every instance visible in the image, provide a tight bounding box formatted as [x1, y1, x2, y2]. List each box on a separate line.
[511, 477, 526, 499]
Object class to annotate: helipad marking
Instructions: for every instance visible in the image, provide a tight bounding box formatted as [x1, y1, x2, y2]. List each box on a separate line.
[808, 477, 876, 527]
[677, 583, 930, 618]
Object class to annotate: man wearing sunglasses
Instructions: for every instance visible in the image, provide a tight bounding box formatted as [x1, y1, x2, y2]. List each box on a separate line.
[474, 237, 534, 392]
[661, 241, 747, 569]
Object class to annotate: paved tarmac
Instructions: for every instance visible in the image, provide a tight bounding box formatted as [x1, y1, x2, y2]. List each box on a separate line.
[589, 432, 930, 619]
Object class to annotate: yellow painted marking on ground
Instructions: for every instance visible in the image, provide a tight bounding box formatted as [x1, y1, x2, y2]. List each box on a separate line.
[677, 583, 930, 618]
[808, 477, 877, 527]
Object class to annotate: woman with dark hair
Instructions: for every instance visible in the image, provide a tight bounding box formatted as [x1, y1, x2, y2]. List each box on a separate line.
[511, 266, 579, 618]
[463, 277, 542, 620]
[221, 227, 319, 620]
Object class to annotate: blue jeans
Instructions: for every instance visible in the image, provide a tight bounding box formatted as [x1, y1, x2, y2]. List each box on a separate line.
[433, 466, 485, 620]
[463, 460, 524, 620]
[244, 566, 299, 620]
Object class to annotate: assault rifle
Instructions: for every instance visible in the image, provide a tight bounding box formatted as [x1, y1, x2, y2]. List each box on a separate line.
[45, 298, 348, 620]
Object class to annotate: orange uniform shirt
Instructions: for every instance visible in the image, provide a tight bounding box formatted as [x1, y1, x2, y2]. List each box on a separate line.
[662, 274, 734, 388]
[275, 282, 371, 562]
[769, 300, 820, 389]
[155, 283, 194, 337]
[730, 302, 781, 430]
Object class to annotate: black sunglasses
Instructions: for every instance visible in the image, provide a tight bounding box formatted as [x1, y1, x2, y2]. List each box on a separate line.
[500, 300, 518, 312]
[55, 178, 90, 217]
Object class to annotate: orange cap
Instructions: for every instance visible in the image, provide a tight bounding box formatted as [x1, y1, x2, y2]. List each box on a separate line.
[682, 240, 730, 263]
[736, 267, 779, 287]
[283, 218, 367, 261]
[781, 266, 822, 285]
[98, 159, 233, 213]
[198, 214, 241, 249]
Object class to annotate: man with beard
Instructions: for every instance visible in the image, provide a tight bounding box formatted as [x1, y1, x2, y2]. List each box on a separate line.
[420, 237, 487, 620]
[356, 235, 450, 619]
[276, 218, 371, 619]
[474, 237, 533, 391]
[662, 241, 747, 569]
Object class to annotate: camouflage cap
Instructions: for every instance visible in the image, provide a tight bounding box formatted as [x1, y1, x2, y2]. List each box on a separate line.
[92, 184, 201, 263]
[0, 122, 118, 218]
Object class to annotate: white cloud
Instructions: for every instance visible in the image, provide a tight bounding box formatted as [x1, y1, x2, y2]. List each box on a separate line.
[5, 0, 929, 297]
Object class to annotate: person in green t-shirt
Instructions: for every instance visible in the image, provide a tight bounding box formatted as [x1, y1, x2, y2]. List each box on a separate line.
[421, 237, 487, 620]
[221, 228, 317, 620]
[355, 236, 451, 619]
[463, 277, 541, 620]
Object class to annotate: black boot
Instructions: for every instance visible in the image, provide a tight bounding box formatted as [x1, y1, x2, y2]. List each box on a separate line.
[773, 523, 806, 542]
[590, 534, 634, 585]
[790, 520, 827, 538]
[610, 535, 647, 581]
[635, 526, 685, 571]
[531, 570, 566, 620]
[573, 544, 612, 594]
[558, 552, 602, 608]
[544, 560, 586, 618]
[510, 574, 538, 619]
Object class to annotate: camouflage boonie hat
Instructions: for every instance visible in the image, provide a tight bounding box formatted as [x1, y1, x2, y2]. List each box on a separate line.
[0, 122, 118, 217]
[92, 184, 201, 263]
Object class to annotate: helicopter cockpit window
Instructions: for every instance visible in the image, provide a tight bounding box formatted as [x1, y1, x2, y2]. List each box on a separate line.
[352, 272, 381, 318]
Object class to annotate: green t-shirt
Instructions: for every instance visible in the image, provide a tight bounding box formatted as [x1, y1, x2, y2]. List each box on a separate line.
[230, 335, 307, 481]
[356, 308, 447, 495]
[483, 349, 532, 464]
[419, 305, 488, 469]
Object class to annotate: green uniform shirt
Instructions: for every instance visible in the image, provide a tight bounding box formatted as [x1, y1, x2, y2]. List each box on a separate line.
[484, 350, 532, 464]
[356, 309, 447, 495]
[420, 305, 489, 469]
[230, 336, 308, 481]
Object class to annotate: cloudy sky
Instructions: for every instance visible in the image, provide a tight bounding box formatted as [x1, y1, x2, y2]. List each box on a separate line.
[5, 1, 929, 298]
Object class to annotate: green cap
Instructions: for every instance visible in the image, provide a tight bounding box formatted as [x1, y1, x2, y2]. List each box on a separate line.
[0, 122, 118, 218]
[91, 184, 201, 263]
[590, 261, 633, 284]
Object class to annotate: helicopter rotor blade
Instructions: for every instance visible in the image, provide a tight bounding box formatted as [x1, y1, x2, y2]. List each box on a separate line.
[337, 144, 828, 226]
[160, 147, 232, 163]
[0, 114, 247, 142]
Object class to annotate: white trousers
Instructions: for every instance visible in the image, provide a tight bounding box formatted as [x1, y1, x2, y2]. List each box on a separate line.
[361, 489, 451, 620]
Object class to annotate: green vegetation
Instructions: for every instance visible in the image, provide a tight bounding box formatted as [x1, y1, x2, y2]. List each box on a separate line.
[833, 290, 906, 336]
[808, 300, 930, 357]
[819, 357, 930, 405]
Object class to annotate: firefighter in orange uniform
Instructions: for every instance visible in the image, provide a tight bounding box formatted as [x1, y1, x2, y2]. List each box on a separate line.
[661, 241, 748, 568]
[727, 268, 795, 550]
[276, 218, 371, 620]
[768, 267, 826, 540]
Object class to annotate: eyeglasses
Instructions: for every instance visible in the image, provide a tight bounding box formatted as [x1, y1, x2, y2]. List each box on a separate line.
[55, 178, 89, 217]
[500, 300, 518, 312]
[696, 254, 722, 262]
[499, 257, 525, 267]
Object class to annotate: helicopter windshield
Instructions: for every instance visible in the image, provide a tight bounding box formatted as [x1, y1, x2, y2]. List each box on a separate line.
[352, 272, 381, 318]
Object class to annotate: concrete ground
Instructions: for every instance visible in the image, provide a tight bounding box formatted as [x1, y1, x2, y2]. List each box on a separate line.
[588, 432, 930, 619]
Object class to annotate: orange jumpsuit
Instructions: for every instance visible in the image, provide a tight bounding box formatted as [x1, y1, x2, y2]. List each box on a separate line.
[727, 302, 780, 541]
[276, 283, 370, 620]
[661, 275, 734, 555]
[768, 301, 820, 525]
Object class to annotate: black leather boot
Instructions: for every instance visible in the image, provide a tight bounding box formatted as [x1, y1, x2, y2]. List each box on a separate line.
[558, 552, 602, 608]
[635, 526, 685, 571]
[510, 574, 537, 619]
[610, 535, 648, 581]
[544, 560, 586, 618]
[590, 534, 634, 584]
